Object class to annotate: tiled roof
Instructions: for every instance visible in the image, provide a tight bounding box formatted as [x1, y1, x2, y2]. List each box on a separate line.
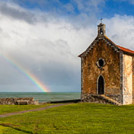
[104, 35, 134, 54]
[116, 45, 134, 54]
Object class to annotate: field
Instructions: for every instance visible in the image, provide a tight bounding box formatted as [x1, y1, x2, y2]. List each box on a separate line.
[0, 103, 134, 133]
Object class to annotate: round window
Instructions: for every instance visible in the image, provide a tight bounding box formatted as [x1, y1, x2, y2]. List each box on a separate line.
[98, 59, 104, 67]
[96, 58, 105, 68]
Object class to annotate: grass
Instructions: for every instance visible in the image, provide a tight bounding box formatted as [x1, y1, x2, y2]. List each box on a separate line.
[0, 103, 52, 114]
[0, 103, 134, 133]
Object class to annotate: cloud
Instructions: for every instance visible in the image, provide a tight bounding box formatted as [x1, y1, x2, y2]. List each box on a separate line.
[0, 1, 36, 23]
[0, 1, 98, 92]
[4, 0, 105, 26]
[104, 15, 134, 50]
[10, 0, 105, 13]
[0, 1, 134, 92]
[72, 0, 105, 14]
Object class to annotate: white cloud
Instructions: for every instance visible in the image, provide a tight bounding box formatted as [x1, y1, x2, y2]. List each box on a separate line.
[104, 15, 134, 50]
[0, 1, 97, 92]
[0, 1, 134, 92]
[73, 0, 105, 13]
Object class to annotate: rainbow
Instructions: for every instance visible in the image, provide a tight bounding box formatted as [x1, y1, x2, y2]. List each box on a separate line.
[0, 53, 49, 92]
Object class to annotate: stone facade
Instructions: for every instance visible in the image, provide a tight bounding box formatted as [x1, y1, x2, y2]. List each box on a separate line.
[79, 23, 134, 105]
[132, 57, 134, 103]
[122, 54, 133, 104]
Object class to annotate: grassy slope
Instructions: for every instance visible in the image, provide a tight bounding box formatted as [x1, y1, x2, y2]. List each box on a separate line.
[0, 103, 134, 134]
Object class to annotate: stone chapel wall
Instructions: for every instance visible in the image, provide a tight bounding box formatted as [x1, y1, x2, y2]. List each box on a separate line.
[81, 39, 121, 102]
[132, 56, 134, 103]
[123, 54, 132, 105]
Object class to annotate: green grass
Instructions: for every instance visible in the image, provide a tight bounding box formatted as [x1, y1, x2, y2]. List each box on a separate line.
[0, 104, 51, 114]
[0, 103, 134, 133]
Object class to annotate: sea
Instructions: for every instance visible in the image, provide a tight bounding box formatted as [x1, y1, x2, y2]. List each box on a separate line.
[0, 92, 81, 103]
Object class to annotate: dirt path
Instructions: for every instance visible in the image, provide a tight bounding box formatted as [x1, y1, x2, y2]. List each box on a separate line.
[0, 103, 71, 118]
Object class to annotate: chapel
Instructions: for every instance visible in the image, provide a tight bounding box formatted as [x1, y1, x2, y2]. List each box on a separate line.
[79, 23, 134, 105]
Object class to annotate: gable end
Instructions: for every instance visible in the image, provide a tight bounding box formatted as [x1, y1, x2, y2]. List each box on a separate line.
[78, 36, 120, 58]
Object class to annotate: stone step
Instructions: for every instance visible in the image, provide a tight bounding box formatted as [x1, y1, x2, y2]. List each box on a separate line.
[100, 95, 121, 106]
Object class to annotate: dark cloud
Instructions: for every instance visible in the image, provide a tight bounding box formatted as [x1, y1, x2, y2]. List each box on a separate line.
[0, 0, 105, 27]
[0, 2, 37, 23]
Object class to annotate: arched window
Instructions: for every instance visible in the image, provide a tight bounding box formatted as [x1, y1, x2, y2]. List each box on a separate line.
[97, 75, 104, 94]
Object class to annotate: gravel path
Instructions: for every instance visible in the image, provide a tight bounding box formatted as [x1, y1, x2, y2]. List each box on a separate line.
[0, 103, 71, 118]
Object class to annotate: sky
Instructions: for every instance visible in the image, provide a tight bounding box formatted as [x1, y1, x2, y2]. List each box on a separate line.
[0, 0, 134, 92]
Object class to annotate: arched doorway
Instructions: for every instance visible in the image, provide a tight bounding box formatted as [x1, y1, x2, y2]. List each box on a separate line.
[97, 75, 104, 94]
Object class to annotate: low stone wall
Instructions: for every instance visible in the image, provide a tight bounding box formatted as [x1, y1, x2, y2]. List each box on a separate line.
[0, 97, 39, 105]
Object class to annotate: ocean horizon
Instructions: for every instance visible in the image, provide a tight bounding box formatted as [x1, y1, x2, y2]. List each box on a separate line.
[0, 92, 81, 103]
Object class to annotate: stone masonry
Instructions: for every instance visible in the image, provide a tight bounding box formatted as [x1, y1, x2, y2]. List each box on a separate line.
[79, 23, 134, 105]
